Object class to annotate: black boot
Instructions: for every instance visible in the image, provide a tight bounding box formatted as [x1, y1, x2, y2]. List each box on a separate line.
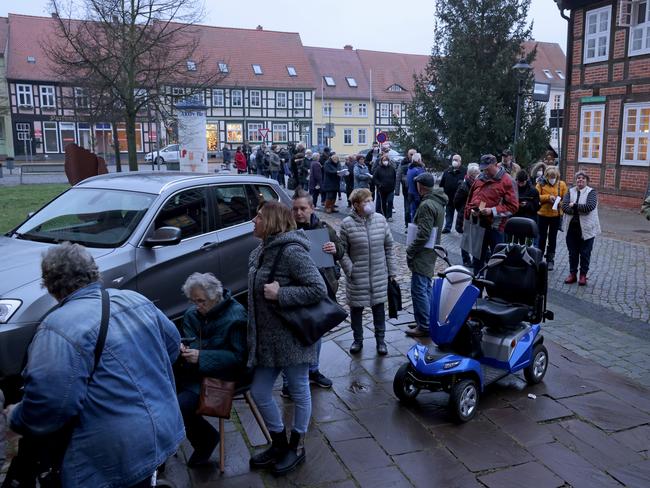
[376, 339, 388, 356]
[546, 253, 555, 271]
[249, 429, 288, 469]
[349, 340, 363, 354]
[272, 430, 306, 476]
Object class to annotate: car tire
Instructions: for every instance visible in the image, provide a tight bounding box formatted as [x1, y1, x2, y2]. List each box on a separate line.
[155, 156, 164, 165]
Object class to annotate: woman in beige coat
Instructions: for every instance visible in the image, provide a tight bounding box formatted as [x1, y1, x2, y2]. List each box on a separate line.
[339, 188, 397, 356]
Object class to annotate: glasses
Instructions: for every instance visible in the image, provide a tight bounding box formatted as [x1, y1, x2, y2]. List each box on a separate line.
[190, 298, 208, 305]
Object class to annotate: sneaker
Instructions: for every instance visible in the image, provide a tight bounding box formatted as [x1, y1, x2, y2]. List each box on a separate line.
[281, 385, 292, 399]
[309, 370, 333, 388]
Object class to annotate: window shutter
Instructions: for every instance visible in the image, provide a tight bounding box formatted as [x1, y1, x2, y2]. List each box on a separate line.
[618, 0, 634, 27]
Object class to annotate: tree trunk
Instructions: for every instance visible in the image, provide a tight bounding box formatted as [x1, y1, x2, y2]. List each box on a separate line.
[112, 123, 122, 172]
[125, 113, 138, 171]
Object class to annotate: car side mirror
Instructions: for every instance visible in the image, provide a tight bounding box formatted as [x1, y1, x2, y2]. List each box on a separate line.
[144, 226, 181, 247]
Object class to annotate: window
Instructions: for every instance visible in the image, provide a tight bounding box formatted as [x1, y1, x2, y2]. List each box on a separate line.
[252, 64, 263, 75]
[323, 102, 332, 116]
[553, 94, 562, 109]
[272, 123, 288, 142]
[226, 123, 243, 143]
[579, 105, 605, 163]
[584, 6, 611, 63]
[250, 90, 261, 107]
[40, 86, 55, 108]
[248, 184, 279, 210]
[344, 102, 353, 116]
[358, 128, 367, 145]
[247, 123, 264, 142]
[630, 1, 650, 55]
[358, 103, 367, 117]
[75, 87, 89, 109]
[346, 77, 358, 87]
[621, 103, 650, 166]
[43, 121, 59, 153]
[212, 185, 251, 228]
[186, 60, 196, 71]
[380, 103, 390, 118]
[59, 122, 77, 149]
[392, 104, 402, 118]
[555, 70, 565, 79]
[287, 66, 297, 76]
[213, 89, 224, 107]
[293, 92, 305, 108]
[387, 84, 405, 92]
[343, 128, 352, 145]
[317, 127, 326, 145]
[155, 188, 210, 239]
[17, 84, 33, 106]
[324, 76, 336, 87]
[172, 87, 186, 101]
[78, 123, 92, 149]
[231, 90, 242, 107]
[117, 122, 143, 152]
[219, 62, 229, 73]
[276, 91, 287, 108]
[543, 69, 554, 79]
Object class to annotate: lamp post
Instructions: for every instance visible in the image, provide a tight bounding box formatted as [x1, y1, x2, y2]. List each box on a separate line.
[512, 59, 532, 160]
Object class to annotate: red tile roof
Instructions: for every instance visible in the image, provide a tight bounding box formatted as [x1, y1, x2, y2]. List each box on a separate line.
[356, 49, 429, 102]
[304, 46, 371, 99]
[523, 41, 567, 90]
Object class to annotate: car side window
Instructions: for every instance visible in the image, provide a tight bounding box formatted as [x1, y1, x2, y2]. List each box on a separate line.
[154, 187, 210, 239]
[246, 184, 279, 213]
[212, 185, 251, 229]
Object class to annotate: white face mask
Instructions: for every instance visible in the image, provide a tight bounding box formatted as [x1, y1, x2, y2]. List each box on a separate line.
[362, 202, 374, 216]
[452, 161, 460, 168]
[536, 171, 543, 178]
[548, 178, 557, 185]
[382, 160, 389, 166]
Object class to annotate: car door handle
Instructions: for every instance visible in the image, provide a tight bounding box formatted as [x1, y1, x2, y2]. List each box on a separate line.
[200, 241, 219, 251]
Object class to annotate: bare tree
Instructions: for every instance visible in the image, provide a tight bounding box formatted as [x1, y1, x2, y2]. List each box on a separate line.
[44, 0, 222, 171]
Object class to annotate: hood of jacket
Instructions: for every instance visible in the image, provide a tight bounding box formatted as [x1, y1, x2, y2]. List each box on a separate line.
[296, 213, 321, 230]
[421, 186, 449, 206]
[203, 288, 236, 320]
[478, 166, 506, 183]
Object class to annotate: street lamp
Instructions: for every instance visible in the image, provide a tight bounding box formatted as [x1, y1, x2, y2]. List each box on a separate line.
[512, 59, 532, 160]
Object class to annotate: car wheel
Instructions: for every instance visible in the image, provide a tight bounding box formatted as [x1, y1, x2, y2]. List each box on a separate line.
[524, 344, 548, 385]
[449, 378, 478, 423]
[393, 363, 420, 404]
[155, 156, 164, 164]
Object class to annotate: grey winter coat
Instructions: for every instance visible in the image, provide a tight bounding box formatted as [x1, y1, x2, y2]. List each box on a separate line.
[353, 162, 372, 189]
[247, 230, 327, 368]
[340, 211, 398, 307]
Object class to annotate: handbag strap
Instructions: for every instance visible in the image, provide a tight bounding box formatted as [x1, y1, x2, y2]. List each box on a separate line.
[93, 289, 110, 372]
[266, 242, 296, 283]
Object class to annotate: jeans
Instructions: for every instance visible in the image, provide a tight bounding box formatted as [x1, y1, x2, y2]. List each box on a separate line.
[537, 215, 560, 258]
[411, 272, 433, 330]
[350, 303, 385, 342]
[251, 364, 311, 433]
[402, 191, 410, 226]
[443, 203, 456, 231]
[378, 189, 394, 218]
[473, 229, 504, 274]
[282, 340, 322, 388]
[177, 389, 218, 450]
[310, 189, 321, 206]
[408, 194, 420, 221]
[566, 231, 595, 274]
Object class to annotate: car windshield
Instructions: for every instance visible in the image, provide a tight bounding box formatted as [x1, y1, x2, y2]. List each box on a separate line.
[13, 187, 155, 248]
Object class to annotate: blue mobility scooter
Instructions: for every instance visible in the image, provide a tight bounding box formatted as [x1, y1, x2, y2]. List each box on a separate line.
[393, 217, 554, 422]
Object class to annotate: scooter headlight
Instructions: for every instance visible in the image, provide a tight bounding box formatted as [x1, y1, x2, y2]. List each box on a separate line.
[443, 360, 461, 370]
[0, 300, 22, 323]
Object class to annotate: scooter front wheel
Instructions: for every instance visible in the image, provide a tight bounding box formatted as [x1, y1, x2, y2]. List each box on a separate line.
[524, 344, 548, 385]
[393, 363, 420, 404]
[449, 378, 479, 423]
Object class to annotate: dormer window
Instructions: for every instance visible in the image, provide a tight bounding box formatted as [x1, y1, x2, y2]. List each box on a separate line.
[543, 69, 554, 79]
[555, 70, 565, 79]
[27, 56, 36, 64]
[346, 77, 358, 87]
[387, 84, 405, 92]
[219, 62, 229, 73]
[324, 76, 336, 86]
[252, 64, 263, 75]
[287, 66, 297, 76]
[186, 60, 197, 71]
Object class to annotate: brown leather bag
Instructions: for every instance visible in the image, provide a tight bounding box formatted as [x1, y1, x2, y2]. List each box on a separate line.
[196, 377, 236, 418]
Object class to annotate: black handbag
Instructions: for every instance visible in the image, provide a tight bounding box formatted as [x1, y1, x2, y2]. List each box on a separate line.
[287, 177, 298, 190]
[387, 279, 402, 319]
[3, 290, 111, 488]
[267, 243, 348, 346]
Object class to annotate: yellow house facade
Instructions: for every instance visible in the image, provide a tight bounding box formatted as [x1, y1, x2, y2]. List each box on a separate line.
[312, 98, 374, 155]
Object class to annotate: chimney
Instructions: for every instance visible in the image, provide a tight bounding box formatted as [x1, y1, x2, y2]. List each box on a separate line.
[343, 44, 353, 50]
[256, 25, 263, 30]
[51, 12, 59, 18]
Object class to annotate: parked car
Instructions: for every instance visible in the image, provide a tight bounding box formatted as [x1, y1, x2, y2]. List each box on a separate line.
[145, 144, 180, 164]
[0, 172, 289, 389]
[356, 147, 404, 164]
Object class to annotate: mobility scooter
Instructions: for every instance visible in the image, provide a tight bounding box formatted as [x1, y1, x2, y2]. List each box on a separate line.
[393, 217, 554, 422]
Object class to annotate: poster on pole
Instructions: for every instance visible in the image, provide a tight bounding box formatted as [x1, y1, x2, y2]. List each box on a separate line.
[176, 100, 208, 173]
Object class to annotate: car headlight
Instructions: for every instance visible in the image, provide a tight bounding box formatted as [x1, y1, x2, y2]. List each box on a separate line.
[0, 300, 22, 323]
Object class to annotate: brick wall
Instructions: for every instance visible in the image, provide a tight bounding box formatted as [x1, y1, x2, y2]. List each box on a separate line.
[613, 30, 626, 59]
[578, 165, 602, 184]
[604, 166, 616, 188]
[607, 99, 621, 130]
[613, 62, 624, 81]
[573, 9, 583, 39]
[629, 59, 650, 79]
[631, 84, 650, 93]
[599, 193, 644, 209]
[620, 168, 649, 193]
[567, 135, 577, 161]
[584, 65, 609, 84]
[605, 137, 618, 165]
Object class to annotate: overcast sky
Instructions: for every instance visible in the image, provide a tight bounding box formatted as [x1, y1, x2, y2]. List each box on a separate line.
[1, 0, 568, 55]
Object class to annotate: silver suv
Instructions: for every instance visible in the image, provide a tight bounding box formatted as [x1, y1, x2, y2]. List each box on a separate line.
[0, 172, 289, 382]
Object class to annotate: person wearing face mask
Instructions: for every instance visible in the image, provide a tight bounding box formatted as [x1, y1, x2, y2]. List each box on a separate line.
[396, 149, 416, 229]
[339, 188, 398, 356]
[454, 163, 481, 266]
[406, 153, 426, 220]
[373, 155, 397, 220]
[561, 171, 601, 286]
[512, 170, 540, 243]
[536, 166, 567, 271]
[530, 162, 548, 185]
[439, 154, 467, 233]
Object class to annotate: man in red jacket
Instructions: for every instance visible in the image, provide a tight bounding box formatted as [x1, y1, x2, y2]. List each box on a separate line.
[463, 154, 519, 272]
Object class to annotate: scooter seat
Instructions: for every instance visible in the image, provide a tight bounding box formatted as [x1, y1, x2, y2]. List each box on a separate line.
[472, 298, 532, 327]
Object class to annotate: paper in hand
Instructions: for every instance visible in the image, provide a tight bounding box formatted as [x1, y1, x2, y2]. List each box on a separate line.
[406, 223, 437, 249]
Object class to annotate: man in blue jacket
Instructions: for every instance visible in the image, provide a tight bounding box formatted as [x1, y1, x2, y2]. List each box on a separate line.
[6, 243, 184, 488]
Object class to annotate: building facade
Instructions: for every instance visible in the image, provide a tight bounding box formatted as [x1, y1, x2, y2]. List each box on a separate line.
[0, 17, 13, 160]
[559, 0, 650, 207]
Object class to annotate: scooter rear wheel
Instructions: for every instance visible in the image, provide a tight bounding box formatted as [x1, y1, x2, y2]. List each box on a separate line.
[524, 344, 548, 385]
[449, 379, 479, 423]
[393, 363, 420, 404]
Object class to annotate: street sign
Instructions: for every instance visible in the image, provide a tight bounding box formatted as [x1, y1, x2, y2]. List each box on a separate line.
[150, 131, 157, 141]
[376, 132, 388, 143]
[34, 128, 42, 138]
[258, 128, 270, 139]
[532, 82, 550, 102]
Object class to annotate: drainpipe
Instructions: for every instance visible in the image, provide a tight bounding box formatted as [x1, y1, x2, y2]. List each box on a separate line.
[555, 1, 571, 173]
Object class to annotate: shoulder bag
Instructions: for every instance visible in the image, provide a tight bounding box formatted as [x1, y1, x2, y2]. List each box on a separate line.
[267, 243, 348, 346]
[195, 325, 236, 419]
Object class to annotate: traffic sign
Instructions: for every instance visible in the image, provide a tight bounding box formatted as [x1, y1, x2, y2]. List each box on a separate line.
[258, 128, 270, 139]
[376, 132, 388, 143]
[34, 128, 42, 138]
